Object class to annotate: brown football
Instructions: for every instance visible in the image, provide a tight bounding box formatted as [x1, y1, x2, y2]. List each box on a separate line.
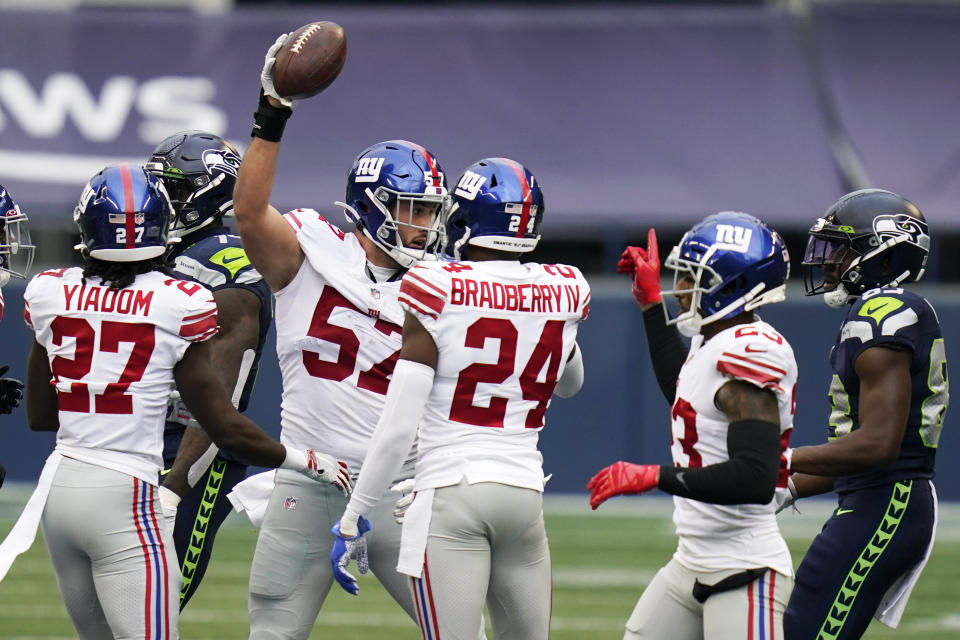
[272, 21, 347, 100]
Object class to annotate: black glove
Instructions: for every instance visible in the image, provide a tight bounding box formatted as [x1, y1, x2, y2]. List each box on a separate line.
[0, 460, 5, 488]
[0, 365, 24, 414]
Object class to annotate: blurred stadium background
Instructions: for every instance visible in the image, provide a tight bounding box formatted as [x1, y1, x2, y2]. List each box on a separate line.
[1, 0, 959, 635]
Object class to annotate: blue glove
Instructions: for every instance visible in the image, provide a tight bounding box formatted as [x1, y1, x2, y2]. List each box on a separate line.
[330, 516, 372, 595]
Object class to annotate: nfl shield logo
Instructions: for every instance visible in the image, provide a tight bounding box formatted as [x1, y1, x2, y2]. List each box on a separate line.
[284, 497, 298, 510]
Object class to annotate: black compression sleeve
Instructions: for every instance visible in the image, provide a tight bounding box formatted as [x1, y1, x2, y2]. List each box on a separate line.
[657, 419, 781, 505]
[642, 304, 688, 404]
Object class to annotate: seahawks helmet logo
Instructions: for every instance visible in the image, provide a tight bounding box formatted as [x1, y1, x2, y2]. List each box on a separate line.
[202, 149, 241, 178]
[873, 214, 929, 249]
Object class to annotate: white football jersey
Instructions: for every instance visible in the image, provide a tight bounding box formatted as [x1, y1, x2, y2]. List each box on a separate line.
[670, 318, 796, 576]
[399, 259, 590, 492]
[24, 267, 218, 484]
[273, 209, 410, 470]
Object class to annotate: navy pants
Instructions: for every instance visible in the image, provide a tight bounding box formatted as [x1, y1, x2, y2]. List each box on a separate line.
[169, 456, 247, 610]
[784, 479, 934, 640]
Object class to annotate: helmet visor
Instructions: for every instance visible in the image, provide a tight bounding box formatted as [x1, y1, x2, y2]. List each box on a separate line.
[802, 235, 849, 295]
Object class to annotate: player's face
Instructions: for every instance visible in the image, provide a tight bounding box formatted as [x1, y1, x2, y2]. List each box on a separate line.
[822, 247, 854, 291]
[394, 200, 440, 250]
[676, 274, 695, 314]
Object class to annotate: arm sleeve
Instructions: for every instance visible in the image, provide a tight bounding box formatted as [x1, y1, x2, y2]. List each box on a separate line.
[553, 342, 584, 398]
[642, 304, 688, 403]
[658, 419, 781, 505]
[344, 359, 435, 519]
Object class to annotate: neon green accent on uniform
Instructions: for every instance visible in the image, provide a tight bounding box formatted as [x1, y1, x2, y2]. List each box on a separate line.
[837, 225, 855, 234]
[209, 247, 251, 279]
[857, 296, 903, 324]
[835, 508, 854, 516]
[180, 458, 226, 605]
[816, 481, 912, 640]
[827, 374, 853, 440]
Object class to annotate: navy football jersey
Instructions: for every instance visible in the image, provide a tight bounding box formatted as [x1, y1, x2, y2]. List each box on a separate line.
[163, 225, 273, 456]
[828, 287, 947, 493]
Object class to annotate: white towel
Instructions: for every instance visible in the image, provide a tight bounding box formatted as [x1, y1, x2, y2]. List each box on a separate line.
[874, 481, 938, 628]
[396, 488, 434, 578]
[226, 470, 275, 528]
[0, 451, 62, 581]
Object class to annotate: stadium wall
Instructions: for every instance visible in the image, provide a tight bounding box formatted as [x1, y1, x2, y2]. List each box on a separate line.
[2, 280, 957, 500]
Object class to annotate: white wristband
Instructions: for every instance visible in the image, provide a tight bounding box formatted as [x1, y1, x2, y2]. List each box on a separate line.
[279, 447, 307, 471]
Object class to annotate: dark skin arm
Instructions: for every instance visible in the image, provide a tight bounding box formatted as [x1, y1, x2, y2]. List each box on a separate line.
[791, 345, 912, 476]
[790, 473, 834, 498]
[162, 287, 262, 497]
[715, 379, 781, 424]
[398, 311, 438, 368]
[174, 339, 285, 468]
[26, 339, 58, 431]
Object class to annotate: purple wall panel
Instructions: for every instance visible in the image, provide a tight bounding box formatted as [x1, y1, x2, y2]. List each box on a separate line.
[0, 5, 955, 232]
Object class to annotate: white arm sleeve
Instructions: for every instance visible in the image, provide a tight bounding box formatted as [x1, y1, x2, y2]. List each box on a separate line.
[553, 342, 584, 398]
[344, 359, 435, 520]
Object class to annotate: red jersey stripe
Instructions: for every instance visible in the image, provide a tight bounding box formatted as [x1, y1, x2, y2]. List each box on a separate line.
[283, 211, 303, 231]
[406, 269, 447, 298]
[500, 158, 532, 238]
[179, 315, 219, 340]
[398, 294, 439, 321]
[400, 278, 445, 315]
[182, 307, 217, 323]
[717, 361, 783, 390]
[720, 351, 786, 375]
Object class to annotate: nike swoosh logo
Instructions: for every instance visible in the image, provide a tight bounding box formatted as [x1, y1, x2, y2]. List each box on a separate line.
[836, 508, 854, 516]
[744, 345, 767, 353]
[220, 254, 245, 264]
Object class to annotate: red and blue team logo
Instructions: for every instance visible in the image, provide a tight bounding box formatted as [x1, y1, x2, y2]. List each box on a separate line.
[284, 496, 298, 511]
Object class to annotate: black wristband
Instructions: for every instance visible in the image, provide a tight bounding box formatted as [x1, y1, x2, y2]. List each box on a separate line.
[251, 89, 292, 142]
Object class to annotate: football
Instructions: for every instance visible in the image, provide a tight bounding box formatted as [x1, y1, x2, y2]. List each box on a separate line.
[272, 21, 347, 100]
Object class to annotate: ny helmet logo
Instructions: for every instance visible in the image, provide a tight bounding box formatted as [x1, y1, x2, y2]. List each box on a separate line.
[355, 157, 385, 183]
[454, 170, 487, 200]
[714, 224, 753, 253]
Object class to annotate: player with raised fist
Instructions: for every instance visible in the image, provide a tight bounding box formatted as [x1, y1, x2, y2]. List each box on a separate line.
[232, 31, 454, 639]
[331, 158, 589, 640]
[590, 212, 796, 640]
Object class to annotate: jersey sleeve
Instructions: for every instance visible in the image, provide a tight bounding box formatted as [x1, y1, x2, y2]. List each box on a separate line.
[172, 236, 272, 311]
[177, 285, 218, 343]
[398, 263, 450, 338]
[22, 269, 68, 331]
[843, 290, 927, 358]
[714, 329, 794, 393]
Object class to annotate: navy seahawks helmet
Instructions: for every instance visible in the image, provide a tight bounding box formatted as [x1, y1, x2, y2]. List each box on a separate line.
[662, 211, 790, 336]
[0, 184, 35, 286]
[74, 164, 173, 262]
[802, 189, 929, 308]
[445, 158, 544, 260]
[337, 140, 447, 268]
[146, 131, 241, 238]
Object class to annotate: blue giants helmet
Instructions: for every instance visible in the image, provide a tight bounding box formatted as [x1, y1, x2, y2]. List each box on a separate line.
[337, 140, 448, 269]
[0, 184, 35, 286]
[146, 130, 242, 238]
[662, 211, 790, 336]
[74, 164, 174, 262]
[445, 157, 544, 260]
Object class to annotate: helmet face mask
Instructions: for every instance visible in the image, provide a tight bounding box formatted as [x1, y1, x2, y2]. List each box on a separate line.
[661, 211, 790, 337]
[146, 131, 241, 239]
[74, 164, 173, 262]
[802, 189, 929, 307]
[445, 158, 544, 261]
[339, 140, 448, 268]
[0, 185, 35, 286]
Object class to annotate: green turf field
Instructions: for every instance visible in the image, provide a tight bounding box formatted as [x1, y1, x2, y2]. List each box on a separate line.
[1, 491, 958, 639]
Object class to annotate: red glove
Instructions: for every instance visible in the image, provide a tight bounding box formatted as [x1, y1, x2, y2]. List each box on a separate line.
[617, 228, 662, 307]
[587, 462, 660, 510]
